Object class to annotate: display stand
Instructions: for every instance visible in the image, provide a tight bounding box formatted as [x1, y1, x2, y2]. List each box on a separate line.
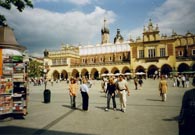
[0, 25, 28, 118]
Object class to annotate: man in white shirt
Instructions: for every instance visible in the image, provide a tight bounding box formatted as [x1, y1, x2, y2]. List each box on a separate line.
[116, 74, 130, 112]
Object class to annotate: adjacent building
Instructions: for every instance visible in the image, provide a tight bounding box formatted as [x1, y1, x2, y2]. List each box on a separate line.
[44, 19, 195, 80]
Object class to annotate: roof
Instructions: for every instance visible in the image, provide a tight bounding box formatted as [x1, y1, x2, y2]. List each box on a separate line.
[0, 25, 26, 51]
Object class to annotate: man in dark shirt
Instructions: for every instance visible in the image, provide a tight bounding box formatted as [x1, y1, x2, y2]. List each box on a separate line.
[178, 76, 195, 135]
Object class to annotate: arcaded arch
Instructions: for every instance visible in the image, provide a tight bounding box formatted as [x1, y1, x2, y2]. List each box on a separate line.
[161, 64, 172, 75]
[71, 69, 79, 78]
[61, 70, 68, 80]
[192, 63, 195, 71]
[100, 67, 109, 74]
[111, 67, 120, 74]
[135, 65, 145, 73]
[81, 68, 89, 78]
[91, 68, 99, 79]
[122, 66, 131, 74]
[53, 70, 60, 80]
[178, 63, 190, 72]
[147, 65, 158, 78]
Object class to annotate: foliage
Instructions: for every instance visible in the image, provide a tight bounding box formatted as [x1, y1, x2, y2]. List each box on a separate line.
[28, 60, 44, 78]
[0, 0, 33, 25]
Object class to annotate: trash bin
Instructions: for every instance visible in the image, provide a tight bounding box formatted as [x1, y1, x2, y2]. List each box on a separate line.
[43, 89, 51, 103]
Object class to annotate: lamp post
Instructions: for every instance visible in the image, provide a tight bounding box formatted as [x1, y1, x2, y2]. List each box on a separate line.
[43, 69, 47, 90]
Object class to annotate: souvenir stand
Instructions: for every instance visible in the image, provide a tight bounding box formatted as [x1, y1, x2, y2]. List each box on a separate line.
[0, 25, 28, 117]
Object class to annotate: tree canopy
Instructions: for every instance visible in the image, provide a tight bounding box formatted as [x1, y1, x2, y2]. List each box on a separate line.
[0, 0, 33, 26]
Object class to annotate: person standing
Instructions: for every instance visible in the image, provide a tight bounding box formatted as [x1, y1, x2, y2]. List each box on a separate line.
[116, 74, 130, 112]
[181, 75, 186, 88]
[134, 77, 138, 90]
[68, 78, 78, 109]
[80, 78, 90, 111]
[105, 77, 117, 111]
[159, 75, 168, 102]
[178, 76, 195, 135]
[138, 77, 143, 90]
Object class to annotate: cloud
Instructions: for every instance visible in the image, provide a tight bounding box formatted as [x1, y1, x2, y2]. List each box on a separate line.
[129, 0, 195, 39]
[33, 0, 92, 5]
[1, 6, 116, 57]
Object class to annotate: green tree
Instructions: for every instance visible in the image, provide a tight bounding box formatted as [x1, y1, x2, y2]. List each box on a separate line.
[0, 0, 33, 26]
[28, 60, 43, 78]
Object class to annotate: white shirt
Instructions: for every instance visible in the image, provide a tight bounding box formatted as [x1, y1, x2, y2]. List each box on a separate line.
[80, 84, 89, 93]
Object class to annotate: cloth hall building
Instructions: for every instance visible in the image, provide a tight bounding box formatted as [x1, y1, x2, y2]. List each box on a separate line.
[43, 19, 195, 80]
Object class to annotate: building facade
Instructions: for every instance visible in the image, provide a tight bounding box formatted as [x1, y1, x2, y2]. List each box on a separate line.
[130, 19, 195, 78]
[43, 19, 195, 80]
[44, 19, 130, 80]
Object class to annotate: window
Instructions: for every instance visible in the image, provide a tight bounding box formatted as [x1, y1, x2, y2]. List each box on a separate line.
[56, 59, 61, 65]
[110, 57, 112, 61]
[139, 50, 144, 58]
[100, 57, 103, 62]
[91, 58, 94, 63]
[52, 59, 56, 65]
[192, 49, 195, 55]
[148, 49, 155, 58]
[62, 58, 67, 65]
[119, 56, 122, 60]
[160, 48, 166, 57]
[82, 59, 85, 63]
[178, 51, 183, 56]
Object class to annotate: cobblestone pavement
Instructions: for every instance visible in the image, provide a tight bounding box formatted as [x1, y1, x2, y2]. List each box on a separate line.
[0, 78, 194, 135]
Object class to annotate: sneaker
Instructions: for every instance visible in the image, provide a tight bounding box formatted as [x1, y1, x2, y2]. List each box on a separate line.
[105, 108, 109, 111]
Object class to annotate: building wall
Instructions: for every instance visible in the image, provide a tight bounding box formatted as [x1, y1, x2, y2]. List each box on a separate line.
[43, 19, 195, 80]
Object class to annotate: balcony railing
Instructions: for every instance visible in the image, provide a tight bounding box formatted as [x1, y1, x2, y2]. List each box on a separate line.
[136, 56, 169, 62]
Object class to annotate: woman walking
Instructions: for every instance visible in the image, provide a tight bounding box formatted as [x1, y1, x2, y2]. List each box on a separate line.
[80, 78, 90, 111]
[68, 78, 78, 109]
[159, 75, 168, 102]
[105, 77, 117, 111]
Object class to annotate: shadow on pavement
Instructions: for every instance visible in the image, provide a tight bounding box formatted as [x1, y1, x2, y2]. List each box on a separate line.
[0, 126, 96, 135]
[162, 116, 179, 122]
[95, 106, 105, 111]
[146, 99, 163, 102]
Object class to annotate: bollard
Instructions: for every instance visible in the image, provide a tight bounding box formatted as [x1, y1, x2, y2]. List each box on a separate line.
[43, 89, 51, 103]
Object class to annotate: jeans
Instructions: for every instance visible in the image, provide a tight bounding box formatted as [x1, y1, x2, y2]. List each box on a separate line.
[106, 93, 116, 109]
[70, 95, 76, 108]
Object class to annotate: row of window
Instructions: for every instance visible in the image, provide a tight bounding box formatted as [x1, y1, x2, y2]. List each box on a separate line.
[52, 58, 67, 65]
[139, 48, 195, 58]
[82, 55, 123, 63]
[138, 48, 166, 58]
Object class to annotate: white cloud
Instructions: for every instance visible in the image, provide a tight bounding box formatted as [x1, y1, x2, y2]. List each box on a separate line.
[33, 0, 92, 5]
[151, 0, 195, 35]
[129, 0, 195, 39]
[1, 6, 115, 57]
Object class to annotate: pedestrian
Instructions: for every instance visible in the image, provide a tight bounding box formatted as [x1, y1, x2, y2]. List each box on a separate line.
[138, 77, 143, 89]
[68, 77, 78, 109]
[116, 74, 130, 112]
[181, 75, 186, 88]
[178, 76, 195, 135]
[134, 77, 138, 90]
[105, 77, 117, 111]
[80, 78, 90, 111]
[159, 75, 168, 102]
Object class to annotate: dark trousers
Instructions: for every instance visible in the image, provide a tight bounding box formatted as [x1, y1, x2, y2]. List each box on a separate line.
[70, 95, 76, 108]
[81, 91, 89, 110]
[107, 93, 116, 109]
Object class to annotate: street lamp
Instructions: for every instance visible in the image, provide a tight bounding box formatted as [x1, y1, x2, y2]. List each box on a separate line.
[43, 69, 47, 90]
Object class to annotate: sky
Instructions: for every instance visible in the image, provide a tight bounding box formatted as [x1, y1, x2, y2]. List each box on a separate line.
[1, 0, 195, 57]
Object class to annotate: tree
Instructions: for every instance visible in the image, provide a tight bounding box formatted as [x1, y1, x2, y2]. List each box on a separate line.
[28, 60, 44, 78]
[0, 0, 33, 26]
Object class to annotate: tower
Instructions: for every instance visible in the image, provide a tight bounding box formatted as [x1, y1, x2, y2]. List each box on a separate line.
[101, 19, 110, 44]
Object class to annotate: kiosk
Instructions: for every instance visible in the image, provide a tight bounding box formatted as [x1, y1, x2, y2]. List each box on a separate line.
[0, 25, 29, 116]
